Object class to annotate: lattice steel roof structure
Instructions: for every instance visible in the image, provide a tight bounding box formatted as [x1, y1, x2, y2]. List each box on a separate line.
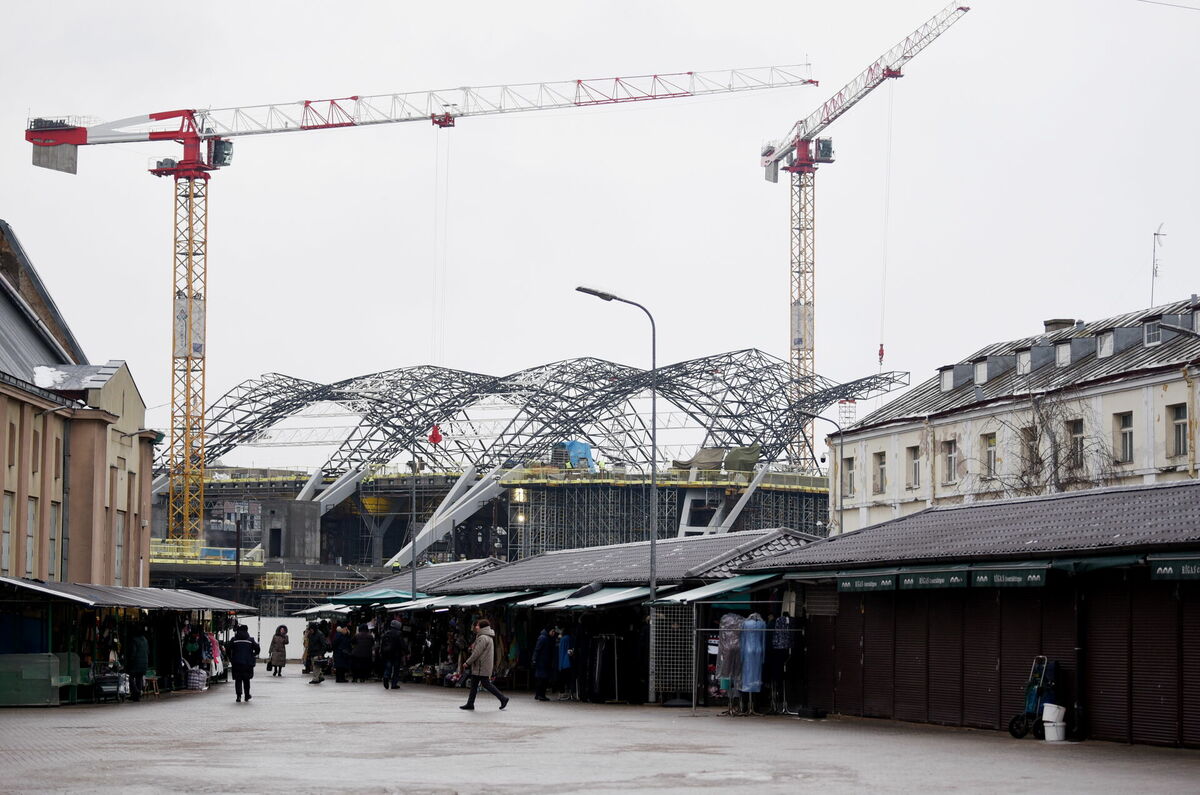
[177, 348, 907, 476]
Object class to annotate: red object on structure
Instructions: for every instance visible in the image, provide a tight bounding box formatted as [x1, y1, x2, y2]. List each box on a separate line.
[428, 424, 443, 445]
[878, 344, 885, 365]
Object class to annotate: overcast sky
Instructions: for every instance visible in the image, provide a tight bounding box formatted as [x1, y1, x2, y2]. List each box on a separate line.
[2, 1, 1197, 466]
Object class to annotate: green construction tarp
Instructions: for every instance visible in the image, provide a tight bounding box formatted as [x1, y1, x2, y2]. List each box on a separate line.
[723, 443, 761, 473]
[671, 447, 727, 471]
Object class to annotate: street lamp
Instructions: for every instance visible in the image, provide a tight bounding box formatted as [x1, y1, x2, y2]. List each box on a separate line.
[576, 285, 658, 702]
[796, 410, 845, 536]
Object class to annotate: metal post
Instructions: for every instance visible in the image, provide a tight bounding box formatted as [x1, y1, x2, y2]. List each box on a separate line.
[410, 461, 417, 601]
[235, 515, 242, 605]
[797, 410, 844, 534]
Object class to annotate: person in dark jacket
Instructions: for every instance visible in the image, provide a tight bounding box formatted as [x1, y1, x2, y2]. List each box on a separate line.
[268, 626, 288, 677]
[331, 624, 353, 683]
[379, 620, 406, 690]
[350, 624, 374, 682]
[127, 627, 150, 702]
[228, 625, 261, 702]
[532, 626, 558, 701]
[307, 623, 330, 684]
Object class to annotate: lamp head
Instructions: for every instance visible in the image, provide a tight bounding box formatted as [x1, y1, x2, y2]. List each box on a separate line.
[576, 286, 616, 302]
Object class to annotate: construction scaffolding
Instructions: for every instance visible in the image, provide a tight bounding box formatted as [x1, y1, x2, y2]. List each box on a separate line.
[508, 484, 679, 558]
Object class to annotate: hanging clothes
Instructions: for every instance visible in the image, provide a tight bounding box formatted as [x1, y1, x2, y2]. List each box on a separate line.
[740, 613, 766, 694]
[716, 613, 745, 692]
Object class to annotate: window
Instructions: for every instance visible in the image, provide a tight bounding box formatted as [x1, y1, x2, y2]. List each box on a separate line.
[1114, 412, 1134, 464]
[1097, 332, 1114, 359]
[0, 493, 11, 575]
[48, 502, 60, 582]
[54, 437, 61, 479]
[974, 362, 987, 385]
[1021, 426, 1042, 474]
[1055, 343, 1071, 368]
[841, 457, 856, 497]
[1169, 403, 1189, 458]
[982, 433, 998, 478]
[25, 497, 37, 577]
[906, 446, 921, 489]
[942, 440, 958, 484]
[7, 422, 14, 467]
[114, 510, 126, 586]
[939, 369, 954, 392]
[1016, 350, 1032, 376]
[1144, 321, 1161, 346]
[1067, 419, 1085, 470]
[31, 430, 39, 474]
[873, 452, 887, 494]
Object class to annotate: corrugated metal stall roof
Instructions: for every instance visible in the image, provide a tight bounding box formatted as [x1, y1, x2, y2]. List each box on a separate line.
[0, 576, 256, 611]
[340, 558, 502, 596]
[745, 480, 1200, 571]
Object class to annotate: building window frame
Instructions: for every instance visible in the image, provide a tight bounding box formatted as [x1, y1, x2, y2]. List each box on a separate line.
[25, 496, 38, 578]
[872, 451, 887, 494]
[0, 492, 11, 576]
[1016, 350, 1032, 376]
[906, 445, 921, 489]
[841, 456, 856, 498]
[942, 440, 958, 485]
[1114, 412, 1134, 464]
[1144, 321, 1162, 346]
[48, 501, 60, 582]
[1055, 343, 1071, 368]
[1097, 331, 1114, 359]
[1067, 419, 1085, 470]
[982, 433, 998, 479]
[1169, 403, 1189, 458]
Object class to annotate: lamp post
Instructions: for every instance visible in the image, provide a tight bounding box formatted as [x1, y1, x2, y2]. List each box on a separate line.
[796, 410, 845, 535]
[576, 286, 658, 702]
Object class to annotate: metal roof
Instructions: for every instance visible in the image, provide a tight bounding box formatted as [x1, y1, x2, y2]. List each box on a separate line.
[429, 529, 813, 593]
[652, 573, 778, 604]
[341, 558, 502, 596]
[853, 296, 1200, 430]
[745, 479, 1200, 571]
[0, 577, 256, 612]
[534, 585, 661, 611]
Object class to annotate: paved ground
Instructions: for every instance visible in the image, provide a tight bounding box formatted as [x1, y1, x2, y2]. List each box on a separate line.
[2, 672, 1197, 794]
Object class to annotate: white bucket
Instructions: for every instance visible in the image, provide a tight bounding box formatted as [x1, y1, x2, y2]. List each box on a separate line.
[1043, 721, 1067, 742]
[1042, 703, 1067, 723]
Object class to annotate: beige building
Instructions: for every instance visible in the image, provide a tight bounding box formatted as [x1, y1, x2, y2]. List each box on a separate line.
[0, 219, 156, 585]
[829, 297, 1200, 534]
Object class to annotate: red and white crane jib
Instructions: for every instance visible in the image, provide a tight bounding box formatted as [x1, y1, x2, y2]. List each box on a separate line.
[25, 64, 816, 175]
[760, 3, 969, 178]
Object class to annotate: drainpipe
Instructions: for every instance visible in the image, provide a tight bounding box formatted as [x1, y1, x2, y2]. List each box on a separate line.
[926, 418, 936, 504]
[1184, 365, 1197, 478]
[61, 419, 70, 582]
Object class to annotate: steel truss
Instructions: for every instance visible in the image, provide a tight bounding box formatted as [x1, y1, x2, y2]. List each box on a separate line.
[172, 348, 908, 477]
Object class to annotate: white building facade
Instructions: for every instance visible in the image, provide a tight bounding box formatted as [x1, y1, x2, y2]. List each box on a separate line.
[829, 298, 1200, 534]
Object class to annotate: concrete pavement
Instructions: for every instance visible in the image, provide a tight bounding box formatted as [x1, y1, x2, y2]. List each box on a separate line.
[1, 671, 1196, 793]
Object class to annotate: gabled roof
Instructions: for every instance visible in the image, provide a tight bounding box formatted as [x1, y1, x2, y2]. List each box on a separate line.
[33, 361, 122, 392]
[854, 295, 1200, 430]
[432, 529, 813, 593]
[745, 480, 1200, 571]
[0, 576, 255, 611]
[343, 558, 502, 595]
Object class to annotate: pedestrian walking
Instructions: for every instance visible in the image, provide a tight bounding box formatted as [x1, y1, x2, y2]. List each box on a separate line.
[532, 626, 557, 701]
[379, 619, 406, 690]
[127, 627, 149, 702]
[307, 622, 330, 684]
[459, 619, 508, 710]
[332, 623, 353, 683]
[268, 625, 288, 676]
[228, 625, 260, 702]
[350, 623, 374, 682]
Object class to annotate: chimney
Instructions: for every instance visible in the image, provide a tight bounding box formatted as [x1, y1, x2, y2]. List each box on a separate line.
[1043, 318, 1076, 333]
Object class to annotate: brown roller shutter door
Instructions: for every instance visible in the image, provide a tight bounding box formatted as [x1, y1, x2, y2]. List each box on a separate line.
[862, 593, 895, 718]
[836, 592, 864, 715]
[1084, 571, 1131, 743]
[963, 589, 1000, 729]
[1131, 577, 1180, 746]
[806, 615, 837, 713]
[928, 592, 964, 725]
[1040, 582, 1078, 727]
[1000, 590, 1042, 725]
[893, 592, 928, 723]
[1183, 583, 1200, 748]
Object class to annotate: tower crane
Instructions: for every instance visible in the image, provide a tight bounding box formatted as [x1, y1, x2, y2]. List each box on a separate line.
[759, 3, 970, 466]
[25, 65, 817, 543]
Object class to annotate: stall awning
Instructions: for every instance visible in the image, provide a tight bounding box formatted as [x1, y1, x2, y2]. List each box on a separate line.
[512, 589, 578, 608]
[434, 591, 529, 608]
[535, 584, 676, 611]
[293, 603, 353, 616]
[329, 588, 424, 605]
[837, 570, 899, 592]
[970, 561, 1049, 588]
[652, 574, 777, 604]
[0, 576, 256, 612]
[1149, 554, 1200, 580]
[897, 565, 969, 590]
[386, 596, 450, 611]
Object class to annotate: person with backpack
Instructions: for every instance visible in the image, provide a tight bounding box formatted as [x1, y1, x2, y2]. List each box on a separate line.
[307, 622, 330, 684]
[228, 625, 260, 703]
[379, 620, 406, 690]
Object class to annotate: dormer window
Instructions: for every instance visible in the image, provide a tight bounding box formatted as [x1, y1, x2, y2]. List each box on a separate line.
[1097, 331, 1114, 358]
[1055, 343, 1071, 367]
[1016, 350, 1031, 376]
[1144, 321, 1161, 346]
[974, 362, 987, 385]
[940, 369, 954, 392]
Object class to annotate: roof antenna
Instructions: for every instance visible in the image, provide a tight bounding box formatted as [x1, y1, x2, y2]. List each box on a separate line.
[1150, 223, 1166, 306]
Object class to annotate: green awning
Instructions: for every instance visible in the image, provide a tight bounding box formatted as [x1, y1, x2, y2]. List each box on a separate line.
[897, 566, 969, 590]
[971, 561, 1049, 588]
[330, 588, 424, 605]
[1148, 555, 1200, 580]
[652, 574, 778, 604]
[837, 571, 898, 592]
[434, 591, 529, 608]
[1049, 555, 1144, 573]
